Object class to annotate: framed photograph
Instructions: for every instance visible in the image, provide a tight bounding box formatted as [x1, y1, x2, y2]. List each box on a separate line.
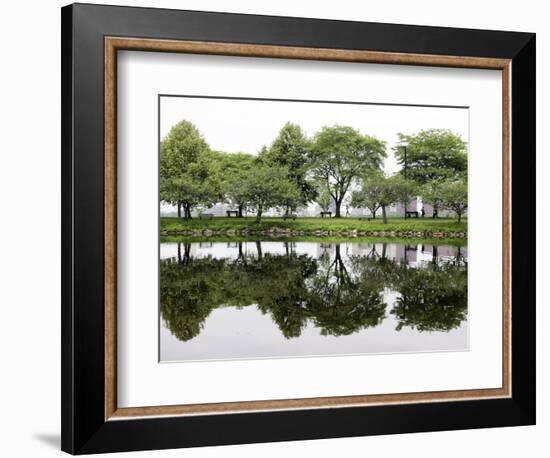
[61, 3, 536, 454]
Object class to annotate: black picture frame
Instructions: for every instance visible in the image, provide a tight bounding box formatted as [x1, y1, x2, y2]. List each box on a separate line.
[61, 3, 535, 454]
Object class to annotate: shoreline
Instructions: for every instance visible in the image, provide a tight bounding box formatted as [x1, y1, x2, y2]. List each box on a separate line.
[160, 216, 468, 239]
[160, 227, 467, 239]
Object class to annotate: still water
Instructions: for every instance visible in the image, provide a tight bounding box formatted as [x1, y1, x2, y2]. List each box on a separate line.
[160, 239, 468, 362]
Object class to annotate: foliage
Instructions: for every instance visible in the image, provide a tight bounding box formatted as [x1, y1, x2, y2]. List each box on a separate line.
[160, 120, 222, 217]
[352, 174, 409, 223]
[420, 181, 446, 216]
[421, 178, 468, 222]
[438, 179, 468, 223]
[394, 129, 467, 184]
[314, 181, 333, 212]
[390, 175, 418, 218]
[213, 151, 256, 216]
[258, 123, 316, 211]
[241, 165, 301, 223]
[311, 126, 386, 217]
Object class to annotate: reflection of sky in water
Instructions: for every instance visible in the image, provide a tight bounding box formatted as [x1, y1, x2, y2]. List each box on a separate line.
[160, 241, 468, 363]
[160, 241, 467, 265]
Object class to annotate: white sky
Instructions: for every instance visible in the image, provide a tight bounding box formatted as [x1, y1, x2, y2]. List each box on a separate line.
[160, 96, 469, 175]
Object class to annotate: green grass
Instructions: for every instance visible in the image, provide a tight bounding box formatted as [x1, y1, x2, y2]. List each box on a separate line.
[160, 216, 467, 237]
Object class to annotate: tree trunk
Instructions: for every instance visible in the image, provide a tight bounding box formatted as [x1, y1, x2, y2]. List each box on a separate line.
[334, 199, 342, 218]
[184, 204, 191, 219]
[177, 202, 182, 218]
[382, 205, 388, 224]
[333, 244, 349, 285]
[183, 243, 191, 264]
[256, 207, 262, 223]
[177, 243, 181, 263]
[256, 241, 263, 259]
[238, 242, 244, 260]
[238, 204, 243, 218]
[457, 211, 462, 223]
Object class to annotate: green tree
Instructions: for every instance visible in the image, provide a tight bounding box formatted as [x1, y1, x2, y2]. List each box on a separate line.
[420, 181, 445, 219]
[314, 182, 333, 213]
[439, 179, 468, 223]
[351, 175, 382, 219]
[242, 165, 301, 223]
[311, 126, 386, 217]
[214, 151, 256, 217]
[160, 120, 222, 218]
[352, 174, 401, 223]
[259, 123, 316, 213]
[394, 129, 467, 184]
[390, 175, 418, 219]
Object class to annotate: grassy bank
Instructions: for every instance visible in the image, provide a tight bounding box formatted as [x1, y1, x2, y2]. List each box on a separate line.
[160, 216, 467, 239]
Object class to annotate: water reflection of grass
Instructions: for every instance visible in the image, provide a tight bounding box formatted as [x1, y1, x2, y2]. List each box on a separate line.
[161, 235, 468, 247]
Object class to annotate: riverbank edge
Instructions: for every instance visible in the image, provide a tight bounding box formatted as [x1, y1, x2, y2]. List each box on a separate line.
[160, 228, 467, 239]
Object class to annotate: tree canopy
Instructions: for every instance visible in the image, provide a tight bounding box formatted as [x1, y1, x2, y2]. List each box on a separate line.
[160, 120, 222, 217]
[159, 119, 468, 222]
[213, 151, 256, 217]
[352, 173, 410, 223]
[438, 179, 468, 223]
[311, 126, 386, 217]
[241, 164, 301, 223]
[393, 129, 467, 184]
[258, 122, 316, 212]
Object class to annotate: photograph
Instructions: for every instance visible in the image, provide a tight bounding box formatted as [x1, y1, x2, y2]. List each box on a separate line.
[158, 95, 469, 362]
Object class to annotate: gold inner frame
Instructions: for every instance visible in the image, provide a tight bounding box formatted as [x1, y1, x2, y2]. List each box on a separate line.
[104, 37, 512, 421]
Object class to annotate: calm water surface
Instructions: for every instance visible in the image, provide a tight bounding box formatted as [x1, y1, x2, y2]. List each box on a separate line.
[160, 239, 468, 362]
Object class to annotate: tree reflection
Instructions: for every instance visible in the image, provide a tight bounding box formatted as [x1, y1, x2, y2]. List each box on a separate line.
[390, 262, 468, 332]
[306, 245, 387, 336]
[160, 241, 468, 342]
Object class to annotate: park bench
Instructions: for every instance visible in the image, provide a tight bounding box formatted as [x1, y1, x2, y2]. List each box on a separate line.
[198, 212, 214, 219]
[405, 211, 419, 218]
[226, 210, 239, 217]
[320, 211, 332, 218]
[283, 214, 297, 220]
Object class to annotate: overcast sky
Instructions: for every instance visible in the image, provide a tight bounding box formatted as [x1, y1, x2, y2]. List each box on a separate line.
[160, 96, 469, 175]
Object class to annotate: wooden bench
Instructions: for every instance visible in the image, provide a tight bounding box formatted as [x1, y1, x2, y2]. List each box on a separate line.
[283, 214, 297, 220]
[199, 213, 214, 219]
[226, 210, 239, 217]
[320, 211, 332, 218]
[405, 211, 419, 218]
